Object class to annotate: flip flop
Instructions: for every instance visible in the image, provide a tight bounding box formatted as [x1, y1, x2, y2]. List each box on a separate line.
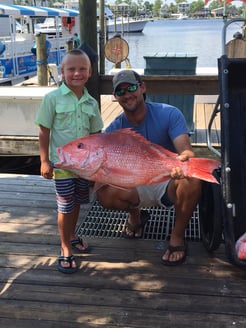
[71, 238, 91, 253]
[58, 255, 78, 274]
[162, 243, 188, 266]
[123, 210, 150, 239]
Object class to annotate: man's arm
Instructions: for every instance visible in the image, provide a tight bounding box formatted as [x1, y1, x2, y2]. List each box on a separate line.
[173, 134, 195, 160]
[171, 134, 195, 179]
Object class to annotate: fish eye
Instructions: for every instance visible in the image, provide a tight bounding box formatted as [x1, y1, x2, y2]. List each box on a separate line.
[77, 143, 84, 149]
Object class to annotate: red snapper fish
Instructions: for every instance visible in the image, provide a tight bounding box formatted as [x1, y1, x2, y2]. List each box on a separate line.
[55, 128, 220, 188]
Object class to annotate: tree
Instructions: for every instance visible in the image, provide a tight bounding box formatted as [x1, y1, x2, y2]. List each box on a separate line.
[153, 0, 162, 16]
[208, 0, 222, 10]
[190, 0, 205, 13]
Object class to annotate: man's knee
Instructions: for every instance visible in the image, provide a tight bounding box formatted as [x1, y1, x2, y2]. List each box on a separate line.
[96, 187, 113, 208]
[173, 177, 201, 200]
[182, 178, 201, 199]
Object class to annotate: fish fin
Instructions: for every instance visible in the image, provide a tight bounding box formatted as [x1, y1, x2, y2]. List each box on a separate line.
[114, 128, 177, 158]
[188, 158, 220, 184]
[93, 182, 106, 192]
[114, 128, 157, 147]
[54, 162, 62, 168]
[148, 175, 170, 184]
[152, 145, 177, 157]
[93, 181, 130, 192]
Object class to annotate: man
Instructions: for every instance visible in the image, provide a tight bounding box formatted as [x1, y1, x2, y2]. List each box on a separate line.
[97, 69, 201, 266]
[73, 33, 80, 48]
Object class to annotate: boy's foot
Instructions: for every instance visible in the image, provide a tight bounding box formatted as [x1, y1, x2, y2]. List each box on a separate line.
[58, 254, 78, 274]
[71, 238, 90, 253]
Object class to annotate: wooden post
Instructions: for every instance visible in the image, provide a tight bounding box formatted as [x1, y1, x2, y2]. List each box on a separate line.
[36, 33, 48, 86]
[79, 0, 99, 103]
[99, 0, 105, 75]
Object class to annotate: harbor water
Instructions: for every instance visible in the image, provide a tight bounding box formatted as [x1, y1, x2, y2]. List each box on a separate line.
[105, 18, 241, 72]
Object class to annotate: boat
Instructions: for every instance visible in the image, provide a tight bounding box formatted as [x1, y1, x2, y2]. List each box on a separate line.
[0, 4, 80, 85]
[36, 15, 150, 35]
[171, 13, 189, 20]
[105, 17, 150, 33]
[64, 1, 151, 33]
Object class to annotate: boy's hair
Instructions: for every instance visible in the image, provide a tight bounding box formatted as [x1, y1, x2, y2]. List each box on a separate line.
[61, 49, 90, 67]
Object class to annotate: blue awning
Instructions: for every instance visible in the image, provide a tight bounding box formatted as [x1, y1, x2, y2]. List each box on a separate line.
[0, 4, 79, 17]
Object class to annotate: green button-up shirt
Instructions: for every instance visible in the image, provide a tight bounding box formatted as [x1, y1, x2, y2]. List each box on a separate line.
[35, 83, 103, 177]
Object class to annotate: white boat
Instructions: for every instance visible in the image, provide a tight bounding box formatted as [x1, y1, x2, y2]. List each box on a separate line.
[0, 4, 80, 84]
[105, 17, 150, 33]
[171, 13, 189, 20]
[36, 15, 150, 35]
[65, 1, 150, 33]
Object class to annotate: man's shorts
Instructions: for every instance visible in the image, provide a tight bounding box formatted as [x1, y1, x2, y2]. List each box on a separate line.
[136, 180, 173, 208]
[54, 178, 89, 214]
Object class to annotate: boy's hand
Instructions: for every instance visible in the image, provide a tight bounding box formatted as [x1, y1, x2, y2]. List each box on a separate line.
[41, 161, 53, 179]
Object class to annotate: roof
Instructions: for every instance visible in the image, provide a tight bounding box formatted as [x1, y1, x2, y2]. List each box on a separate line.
[0, 4, 79, 17]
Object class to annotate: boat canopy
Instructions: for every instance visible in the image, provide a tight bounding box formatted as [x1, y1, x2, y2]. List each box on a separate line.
[0, 4, 79, 17]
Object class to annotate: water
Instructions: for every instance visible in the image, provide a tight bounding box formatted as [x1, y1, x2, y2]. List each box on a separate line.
[105, 18, 242, 72]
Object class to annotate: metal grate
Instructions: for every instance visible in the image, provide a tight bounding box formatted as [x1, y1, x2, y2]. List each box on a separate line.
[77, 201, 200, 241]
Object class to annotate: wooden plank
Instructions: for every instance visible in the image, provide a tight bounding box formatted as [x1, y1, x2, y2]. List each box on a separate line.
[101, 95, 122, 128]
[99, 75, 219, 95]
[2, 174, 246, 328]
[1, 282, 246, 316]
[1, 299, 245, 327]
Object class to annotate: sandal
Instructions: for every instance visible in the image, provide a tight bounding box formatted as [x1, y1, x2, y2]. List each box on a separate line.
[162, 243, 188, 266]
[123, 210, 150, 239]
[71, 238, 90, 253]
[58, 255, 78, 274]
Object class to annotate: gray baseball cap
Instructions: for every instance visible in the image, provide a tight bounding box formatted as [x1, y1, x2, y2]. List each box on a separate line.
[112, 70, 142, 91]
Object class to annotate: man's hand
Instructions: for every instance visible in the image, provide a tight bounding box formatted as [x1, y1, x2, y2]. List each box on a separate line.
[171, 166, 185, 179]
[170, 152, 191, 179]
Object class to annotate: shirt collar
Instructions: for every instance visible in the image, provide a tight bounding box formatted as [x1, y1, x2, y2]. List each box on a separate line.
[60, 82, 89, 100]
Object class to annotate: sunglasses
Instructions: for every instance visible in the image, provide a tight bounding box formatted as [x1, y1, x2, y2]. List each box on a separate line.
[115, 83, 139, 97]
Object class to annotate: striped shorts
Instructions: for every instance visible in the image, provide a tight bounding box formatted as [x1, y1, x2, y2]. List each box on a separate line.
[54, 178, 90, 214]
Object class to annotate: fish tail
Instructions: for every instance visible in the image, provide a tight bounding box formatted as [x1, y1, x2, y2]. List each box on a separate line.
[188, 158, 220, 184]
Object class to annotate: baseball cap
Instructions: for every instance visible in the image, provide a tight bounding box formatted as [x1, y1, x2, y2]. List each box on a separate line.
[112, 70, 142, 92]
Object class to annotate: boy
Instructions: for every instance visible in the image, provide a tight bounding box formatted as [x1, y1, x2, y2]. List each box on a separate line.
[35, 49, 103, 273]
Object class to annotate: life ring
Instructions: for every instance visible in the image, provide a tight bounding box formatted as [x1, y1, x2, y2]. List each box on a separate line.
[62, 16, 75, 33]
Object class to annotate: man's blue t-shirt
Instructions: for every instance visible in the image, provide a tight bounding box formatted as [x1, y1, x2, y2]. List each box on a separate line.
[105, 102, 189, 153]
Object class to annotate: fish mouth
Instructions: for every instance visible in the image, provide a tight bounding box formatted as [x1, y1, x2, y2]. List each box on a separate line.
[55, 149, 71, 168]
[56, 147, 90, 170]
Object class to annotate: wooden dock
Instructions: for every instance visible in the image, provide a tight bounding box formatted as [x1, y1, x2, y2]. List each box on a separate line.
[1, 174, 246, 327]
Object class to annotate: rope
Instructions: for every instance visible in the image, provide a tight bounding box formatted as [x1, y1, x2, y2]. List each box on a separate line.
[36, 59, 48, 65]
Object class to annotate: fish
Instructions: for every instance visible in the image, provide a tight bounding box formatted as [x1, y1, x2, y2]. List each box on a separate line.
[235, 233, 246, 260]
[55, 128, 220, 188]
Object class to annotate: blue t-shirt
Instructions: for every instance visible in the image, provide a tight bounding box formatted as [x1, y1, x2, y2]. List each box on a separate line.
[105, 102, 188, 152]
